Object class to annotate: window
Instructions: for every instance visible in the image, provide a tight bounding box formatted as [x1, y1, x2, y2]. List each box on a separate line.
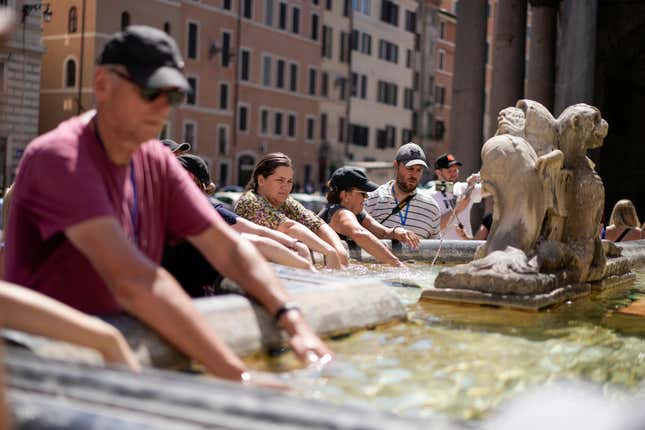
[380, 0, 398, 26]
[310, 13, 319, 41]
[238, 105, 249, 132]
[240, 49, 251, 81]
[308, 68, 317, 96]
[376, 125, 395, 148]
[340, 32, 349, 63]
[338, 77, 348, 100]
[183, 122, 196, 147]
[287, 113, 296, 138]
[223, 0, 232, 10]
[406, 49, 412, 68]
[121, 11, 130, 31]
[187, 22, 198, 59]
[435, 85, 445, 105]
[377, 80, 398, 106]
[322, 26, 333, 58]
[404, 87, 414, 110]
[274, 112, 283, 136]
[353, 0, 370, 14]
[405, 10, 416, 33]
[401, 128, 412, 146]
[320, 71, 329, 97]
[320, 113, 327, 140]
[218, 162, 229, 186]
[219, 83, 229, 109]
[218, 125, 228, 155]
[260, 108, 269, 135]
[289, 63, 298, 92]
[326, 0, 332, 10]
[433, 120, 445, 139]
[243, 0, 253, 19]
[159, 123, 170, 140]
[264, 0, 274, 25]
[440, 21, 446, 40]
[187, 77, 197, 104]
[360, 33, 372, 55]
[262, 55, 272, 86]
[350, 124, 369, 146]
[438, 49, 445, 70]
[222, 32, 232, 67]
[68, 7, 78, 33]
[378, 39, 398, 63]
[64, 58, 76, 88]
[338, 117, 346, 142]
[351, 30, 359, 51]
[276, 59, 286, 88]
[343, 0, 350, 16]
[360, 75, 367, 99]
[350, 72, 358, 97]
[278, 2, 288, 29]
[163, 22, 171, 34]
[306, 117, 315, 141]
[291, 7, 300, 34]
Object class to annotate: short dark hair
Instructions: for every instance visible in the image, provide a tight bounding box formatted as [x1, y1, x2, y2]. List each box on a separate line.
[246, 152, 293, 192]
[325, 184, 342, 204]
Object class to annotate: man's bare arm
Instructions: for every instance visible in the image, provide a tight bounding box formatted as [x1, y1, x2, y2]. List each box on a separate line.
[188, 222, 332, 363]
[65, 217, 248, 380]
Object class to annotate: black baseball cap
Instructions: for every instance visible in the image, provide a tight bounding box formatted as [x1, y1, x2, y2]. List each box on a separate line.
[177, 154, 211, 187]
[395, 143, 429, 168]
[329, 167, 379, 192]
[434, 153, 463, 169]
[162, 139, 191, 153]
[97, 25, 190, 91]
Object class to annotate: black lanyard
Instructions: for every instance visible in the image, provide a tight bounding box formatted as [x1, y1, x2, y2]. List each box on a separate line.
[93, 120, 139, 244]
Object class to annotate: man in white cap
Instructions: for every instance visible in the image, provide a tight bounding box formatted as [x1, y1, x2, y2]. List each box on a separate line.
[364, 143, 441, 239]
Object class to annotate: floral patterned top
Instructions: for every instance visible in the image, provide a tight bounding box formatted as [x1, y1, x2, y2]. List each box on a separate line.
[234, 191, 324, 232]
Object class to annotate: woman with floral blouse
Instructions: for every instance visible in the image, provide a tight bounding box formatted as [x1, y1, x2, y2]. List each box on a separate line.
[235, 153, 348, 269]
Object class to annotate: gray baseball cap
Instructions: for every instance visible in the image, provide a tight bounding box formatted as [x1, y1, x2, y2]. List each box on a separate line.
[395, 143, 428, 168]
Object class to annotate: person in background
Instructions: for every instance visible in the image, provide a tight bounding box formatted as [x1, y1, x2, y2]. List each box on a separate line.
[605, 199, 642, 242]
[5, 26, 330, 386]
[474, 212, 493, 240]
[320, 167, 419, 266]
[235, 153, 348, 269]
[364, 143, 440, 239]
[161, 138, 191, 155]
[428, 153, 484, 240]
[163, 154, 315, 298]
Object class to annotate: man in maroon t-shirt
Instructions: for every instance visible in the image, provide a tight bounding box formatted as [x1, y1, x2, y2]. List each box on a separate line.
[5, 26, 331, 383]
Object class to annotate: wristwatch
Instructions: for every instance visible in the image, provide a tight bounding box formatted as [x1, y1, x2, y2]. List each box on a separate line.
[273, 302, 301, 323]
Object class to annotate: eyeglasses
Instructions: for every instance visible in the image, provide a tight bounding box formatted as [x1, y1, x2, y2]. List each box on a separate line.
[109, 69, 186, 106]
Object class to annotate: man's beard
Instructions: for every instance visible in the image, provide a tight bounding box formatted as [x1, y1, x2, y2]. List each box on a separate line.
[396, 176, 417, 193]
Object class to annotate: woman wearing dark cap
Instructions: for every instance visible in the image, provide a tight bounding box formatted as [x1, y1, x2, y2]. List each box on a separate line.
[235, 153, 348, 269]
[320, 167, 418, 267]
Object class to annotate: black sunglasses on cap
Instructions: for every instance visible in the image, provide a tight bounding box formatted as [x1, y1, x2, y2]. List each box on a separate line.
[109, 69, 186, 106]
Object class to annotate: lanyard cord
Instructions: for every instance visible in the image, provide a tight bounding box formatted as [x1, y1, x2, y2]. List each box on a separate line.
[389, 185, 412, 226]
[93, 120, 139, 244]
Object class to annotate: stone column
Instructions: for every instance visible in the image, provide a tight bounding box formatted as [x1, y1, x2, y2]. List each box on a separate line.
[526, 0, 559, 112]
[487, 0, 528, 139]
[554, 0, 598, 115]
[450, 1, 488, 175]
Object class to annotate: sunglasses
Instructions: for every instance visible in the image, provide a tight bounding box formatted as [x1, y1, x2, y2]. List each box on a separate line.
[109, 69, 186, 106]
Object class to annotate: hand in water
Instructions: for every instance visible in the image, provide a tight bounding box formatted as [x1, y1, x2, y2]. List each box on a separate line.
[394, 228, 421, 249]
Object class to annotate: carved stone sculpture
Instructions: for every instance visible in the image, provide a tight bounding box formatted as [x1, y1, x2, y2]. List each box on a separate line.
[424, 101, 632, 310]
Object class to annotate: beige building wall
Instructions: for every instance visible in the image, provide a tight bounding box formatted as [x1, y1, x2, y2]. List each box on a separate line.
[348, 0, 416, 163]
[320, 0, 350, 180]
[1, 0, 46, 191]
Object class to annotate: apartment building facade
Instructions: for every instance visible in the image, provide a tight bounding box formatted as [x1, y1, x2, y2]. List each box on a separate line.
[0, 0, 47, 192]
[40, 0, 323, 188]
[341, 0, 417, 163]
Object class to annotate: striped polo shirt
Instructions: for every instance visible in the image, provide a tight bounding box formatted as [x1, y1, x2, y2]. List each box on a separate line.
[364, 180, 441, 239]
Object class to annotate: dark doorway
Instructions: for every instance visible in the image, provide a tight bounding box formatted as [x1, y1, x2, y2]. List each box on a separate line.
[595, 1, 645, 220]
